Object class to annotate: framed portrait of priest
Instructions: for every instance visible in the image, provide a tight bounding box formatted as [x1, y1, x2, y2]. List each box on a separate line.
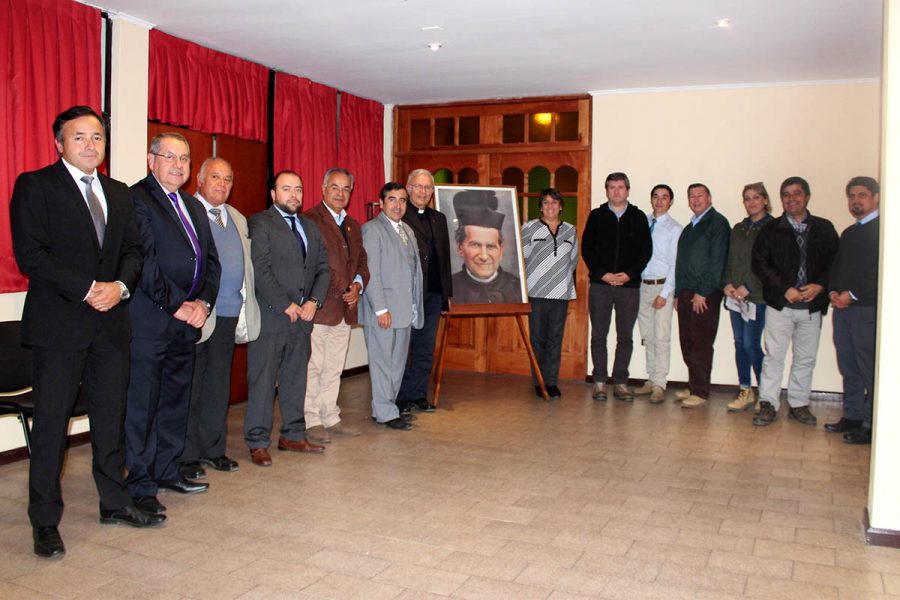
[433, 185, 528, 307]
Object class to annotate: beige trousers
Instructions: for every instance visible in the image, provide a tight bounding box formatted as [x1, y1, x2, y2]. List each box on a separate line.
[304, 320, 351, 428]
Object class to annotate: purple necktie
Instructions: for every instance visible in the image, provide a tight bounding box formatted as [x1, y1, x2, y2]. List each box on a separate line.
[168, 192, 202, 296]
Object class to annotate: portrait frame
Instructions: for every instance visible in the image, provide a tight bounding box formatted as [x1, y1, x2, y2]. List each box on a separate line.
[434, 184, 528, 311]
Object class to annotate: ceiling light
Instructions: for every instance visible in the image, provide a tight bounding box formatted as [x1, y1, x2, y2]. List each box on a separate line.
[422, 25, 443, 31]
[716, 18, 731, 28]
[534, 113, 552, 126]
[427, 42, 443, 52]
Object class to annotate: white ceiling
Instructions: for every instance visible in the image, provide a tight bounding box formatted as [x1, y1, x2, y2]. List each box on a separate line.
[90, 0, 884, 105]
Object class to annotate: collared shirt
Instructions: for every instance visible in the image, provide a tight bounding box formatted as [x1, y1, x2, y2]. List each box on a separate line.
[690, 205, 713, 226]
[858, 209, 879, 226]
[786, 211, 809, 232]
[273, 204, 308, 248]
[607, 200, 628, 219]
[323, 202, 364, 291]
[641, 212, 683, 299]
[152, 175, 199, 247]
[61, 157, 107, 219]
[196, 193, 228, 228]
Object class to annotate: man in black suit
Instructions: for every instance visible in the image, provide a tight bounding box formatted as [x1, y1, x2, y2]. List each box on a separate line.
[125, 133, 220, 515]
[397, 168, 452, 414]
[244, 170, 330, 467]
[10, 106, 165, 559]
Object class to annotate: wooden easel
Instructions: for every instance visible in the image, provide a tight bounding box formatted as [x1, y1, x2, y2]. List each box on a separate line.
[431, 303, 547, 406]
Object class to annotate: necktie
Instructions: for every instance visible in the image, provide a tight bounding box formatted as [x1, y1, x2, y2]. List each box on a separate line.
[397, 223, 409, 246]
[80, 175, 106, 246]
[209, 207, 225, 229]
[168, 192, 202, 295]
[650, 217, 656, 234]
[287, 216, 307, 260]
[338, 217, 349, 244]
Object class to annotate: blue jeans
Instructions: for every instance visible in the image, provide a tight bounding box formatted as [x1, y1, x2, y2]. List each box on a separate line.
[730, 304, 766, 388]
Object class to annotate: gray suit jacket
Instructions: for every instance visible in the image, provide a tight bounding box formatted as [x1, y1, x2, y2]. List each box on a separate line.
[199, 203, 262, 344]
[249, 206, 330, 333]
[359, 213, 423, 329]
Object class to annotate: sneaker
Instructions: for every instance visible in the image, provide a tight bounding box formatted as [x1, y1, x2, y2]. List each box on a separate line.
[788, 405, 817, 425]
[753, 401, 777, 426]
[633, 382, 654, 395]
[649, 386, 665, 404]
[592, 383, 607, 401]
[305, 425, 331, 445]
[727, 388, 756, 412]
[681, 394, 706, 408]
[613, 384, 634, 402]
[674, 388, 691, 401]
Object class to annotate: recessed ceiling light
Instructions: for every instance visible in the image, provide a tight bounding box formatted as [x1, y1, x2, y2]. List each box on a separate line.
[716, 18, 731, 28]
[427, 42, 443, 52]
[422, 25, 443, 31]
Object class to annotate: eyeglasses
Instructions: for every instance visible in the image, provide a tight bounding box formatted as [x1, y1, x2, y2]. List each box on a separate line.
[151, 152, 191, 165]
[410, 184, 434, 192]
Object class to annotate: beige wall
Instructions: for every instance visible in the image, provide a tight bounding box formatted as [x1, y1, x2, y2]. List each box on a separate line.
[590, 82, 881, 392]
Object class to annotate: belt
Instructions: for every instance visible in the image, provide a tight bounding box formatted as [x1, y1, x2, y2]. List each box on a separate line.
[642, 278, 666, 285]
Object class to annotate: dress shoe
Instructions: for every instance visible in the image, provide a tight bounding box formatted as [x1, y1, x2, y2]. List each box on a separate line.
[844, 427, 872, 445]
[326, 421, 361, 437]
[753, 401, 778, 426]
[727, 388, 756, 412]
[411, 398, 436, 412]
[396, 400, 412, 415]
[180, 461, 206, 480]
[546, 385, 562, 399]
[648, 386, 665, 404]
[380, 417, 412, 430]
[681, 394, 706, 408]
[592, 382, 607, 401]
[277, 436, 325, 453]
[788, 405, 817, 425]
[100, 504, 166, 527]
[613, 384, 634, 402]
[133, 495, 166, 515]
[534, 385, 544, 398]
[674, 388, 691, 401]
[199, 455, 239, 472]
[825, 417, 863, 433]
[305, 425, 331, 445]
[33, 526, 65, 559]
[158, 478, 209, 494]
[633, 382, 654, 395]
[250, 447, 272, 467]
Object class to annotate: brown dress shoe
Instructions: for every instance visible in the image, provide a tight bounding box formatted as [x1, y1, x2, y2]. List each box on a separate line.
[277, 436, 325, 453]
[249, 448, 272, 467]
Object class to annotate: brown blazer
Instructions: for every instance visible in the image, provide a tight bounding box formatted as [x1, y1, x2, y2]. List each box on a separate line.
[303, 201, 369, 325]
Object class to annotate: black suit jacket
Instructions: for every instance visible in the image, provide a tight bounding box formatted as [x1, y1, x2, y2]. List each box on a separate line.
[10, 160, 143, 349]
[249, 206, 330, 334]
[401, 205, 452, 308]
[129, 175, 220, 341]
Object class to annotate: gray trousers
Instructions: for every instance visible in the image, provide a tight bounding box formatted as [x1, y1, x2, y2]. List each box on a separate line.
[244, 327, 311, 448]
[758, 307, 822, 410]
[364, 324, 411, 423]
[833, 305, 876, 426]
[589, 283, 640, 384]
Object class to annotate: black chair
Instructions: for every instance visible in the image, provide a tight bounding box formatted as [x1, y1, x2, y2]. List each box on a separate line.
[0, 321, 87, 456]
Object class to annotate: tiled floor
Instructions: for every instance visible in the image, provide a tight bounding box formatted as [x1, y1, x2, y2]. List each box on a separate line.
[0, 372, 897, 599]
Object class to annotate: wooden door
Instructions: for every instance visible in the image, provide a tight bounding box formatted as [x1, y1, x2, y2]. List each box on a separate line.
[394, 96, 591, 381]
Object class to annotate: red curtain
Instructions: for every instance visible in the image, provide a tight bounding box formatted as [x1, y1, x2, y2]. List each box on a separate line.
[337, 92, 384, 223]
[149, 30, 268, 142]
[273, 73, 338, 194]
[0, 0, 101, 293]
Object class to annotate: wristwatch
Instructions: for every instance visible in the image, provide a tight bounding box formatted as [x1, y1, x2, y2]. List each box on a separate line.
[115, 281, 130, 300]
[200, 300, 211, 315]
[308, 297, 322, 310]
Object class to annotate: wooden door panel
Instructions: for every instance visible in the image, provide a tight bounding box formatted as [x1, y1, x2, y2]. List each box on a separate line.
[215, 134, 268, 218]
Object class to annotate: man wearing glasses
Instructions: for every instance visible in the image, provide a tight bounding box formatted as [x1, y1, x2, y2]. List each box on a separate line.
[397, 169, 452, 414]
[125, 133, 221, 517]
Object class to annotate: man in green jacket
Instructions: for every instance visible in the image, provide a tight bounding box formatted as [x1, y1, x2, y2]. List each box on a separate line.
[674, 183, 730, 408]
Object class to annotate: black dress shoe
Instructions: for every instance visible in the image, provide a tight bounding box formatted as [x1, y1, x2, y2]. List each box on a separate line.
[180, 461, 206, 480]
[396, 400, 412, 415]
[844, 427, 872, 445]
[411, 398, 436, 412]
[100, 504, 166, 527]
[547, 385, 562, 399]
[825, 418, 863, 433]
[158, 478, 209, 494]
[381, 417, 412, 430]
[200, 456, 240, 472]
[33, 526, 65, 559]
[133, 495, 166, 515]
